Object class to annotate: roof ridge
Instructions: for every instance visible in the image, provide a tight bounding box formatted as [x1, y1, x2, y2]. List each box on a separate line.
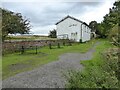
[68, 15, 83, 23]
[55, 15, 88, 26]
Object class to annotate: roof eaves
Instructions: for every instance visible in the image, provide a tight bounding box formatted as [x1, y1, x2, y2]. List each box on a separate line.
[55, 15, 70, 25]
[55, 15, 89, 28]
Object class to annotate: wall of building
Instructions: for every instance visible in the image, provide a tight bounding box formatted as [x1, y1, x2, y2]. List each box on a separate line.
[56, 18, 81, 42]
[56, 17, 91, 42]
[81, 24, 91, 42]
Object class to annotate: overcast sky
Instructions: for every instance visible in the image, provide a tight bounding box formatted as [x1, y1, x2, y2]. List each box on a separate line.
[2, 0, 115, 35]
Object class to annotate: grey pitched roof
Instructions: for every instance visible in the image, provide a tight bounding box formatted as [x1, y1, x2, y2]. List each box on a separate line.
[55, 15, 89, 27]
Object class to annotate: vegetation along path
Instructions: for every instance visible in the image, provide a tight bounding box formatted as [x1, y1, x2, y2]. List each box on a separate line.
[2, 42, 100, 88]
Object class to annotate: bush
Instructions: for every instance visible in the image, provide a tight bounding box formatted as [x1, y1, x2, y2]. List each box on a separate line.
[79, 39, 82, 43]
[108, 24, 119, 46]
[102, 48, 119, 79]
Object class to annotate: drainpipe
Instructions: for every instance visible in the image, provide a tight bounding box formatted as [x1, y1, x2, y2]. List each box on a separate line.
[80, 23, 83, 42]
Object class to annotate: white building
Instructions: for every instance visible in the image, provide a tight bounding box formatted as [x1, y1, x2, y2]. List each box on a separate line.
[55, 15, 91, 42]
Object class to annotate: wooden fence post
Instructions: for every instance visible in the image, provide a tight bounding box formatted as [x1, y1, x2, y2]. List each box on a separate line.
[57, 43, 60, 48]
[63, 42, 65, 46]
[69, 41, 72, 46]
[21, 46, 24, 54]
[35, 46, 37, 54]
[49, 43, 52, 49]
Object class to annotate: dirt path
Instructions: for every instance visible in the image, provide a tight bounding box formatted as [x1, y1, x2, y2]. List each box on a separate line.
[2, 42, 100, 88]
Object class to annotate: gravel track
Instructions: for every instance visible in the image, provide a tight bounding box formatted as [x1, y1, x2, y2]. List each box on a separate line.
[2, 42, 100, 88]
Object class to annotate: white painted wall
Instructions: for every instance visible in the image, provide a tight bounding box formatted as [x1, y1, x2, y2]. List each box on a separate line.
[56, 17, 91, 42]
[81, 24, 91, 42]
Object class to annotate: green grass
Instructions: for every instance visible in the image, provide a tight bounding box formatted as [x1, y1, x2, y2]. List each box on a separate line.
[2, 39, 97, 79]
[66, 39, 118, 88]
[80, 39, 114, 67]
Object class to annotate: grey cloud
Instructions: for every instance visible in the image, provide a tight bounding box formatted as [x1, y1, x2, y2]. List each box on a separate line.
[2, 1, 104, 35]
[2, 2, 103, 27]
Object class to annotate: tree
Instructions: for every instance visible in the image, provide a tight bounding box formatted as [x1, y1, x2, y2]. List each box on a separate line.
[2, 8, 31, 41]
[89, 21, 101, 38]
[97, 23, 107, 38]
[104, 1, 119, 33]
[96, 1, 119, 38]
[89, 21, 97, 32]
[48, 29, 57, 38]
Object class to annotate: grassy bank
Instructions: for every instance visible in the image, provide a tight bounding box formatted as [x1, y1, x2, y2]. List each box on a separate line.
[2, 39, 97, 79]
[66, 39, 118, 88]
